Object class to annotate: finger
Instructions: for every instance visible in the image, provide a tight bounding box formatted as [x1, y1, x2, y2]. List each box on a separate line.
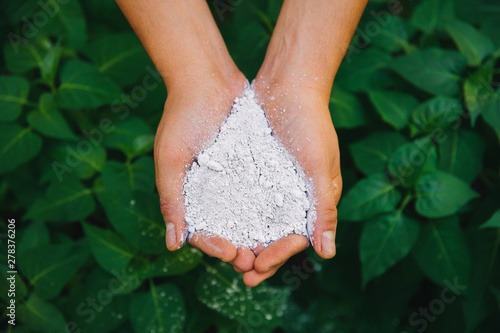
[254, 234, 309, 273]
[309, 174, 342, 259]
[231, 247, 255, 272]
[252, 244, 265, 256]
[234, 266, 245, 274]
[189, 232, 237, 262]
[243, 264, 284, 287]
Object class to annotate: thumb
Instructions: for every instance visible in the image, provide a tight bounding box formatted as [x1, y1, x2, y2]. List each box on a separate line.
[309, 174, 342, 259]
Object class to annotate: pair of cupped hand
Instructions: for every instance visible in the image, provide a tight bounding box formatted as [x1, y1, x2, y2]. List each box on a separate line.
[154, 65, 342, 287]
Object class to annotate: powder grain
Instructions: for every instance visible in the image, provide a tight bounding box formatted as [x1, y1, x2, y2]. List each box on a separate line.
[184, 87, 310, 248]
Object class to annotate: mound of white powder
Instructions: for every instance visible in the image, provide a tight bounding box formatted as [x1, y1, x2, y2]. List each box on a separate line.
[183, 87, 311, 248]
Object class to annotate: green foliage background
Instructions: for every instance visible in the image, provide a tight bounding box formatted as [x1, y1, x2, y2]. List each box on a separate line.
[1, 0, 500, 332]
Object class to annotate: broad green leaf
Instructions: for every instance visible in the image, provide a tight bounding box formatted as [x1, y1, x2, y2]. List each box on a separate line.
[101, 157, 155, 193]
[330, 87, 366, 128]
[18, 221, 49, 254]
[416, 172, 479, 218]
[3, 41, 43, 74]
[196, 262, 290, 329]
[129, 282, 185, 333]
[480, 210, 500, 229]
[338, 48, 393, 92]
[83, 223, 137, 274]
[18, 293, 67, 333]
[492, 287, 500, 310]
[350, 132, 407, 175]
[411, 96, 463, 135]
[370, 15, 413, 52]
[411, 0, 455, 34]
[482, 89, 500, 143]
[49, 142, 107, 181]
[57, 59, 122, 109]
[388, 137, 432, 187]
[361, 213, 420, 286]
[96, 190, 165, 254]
[103, 116, 154, 157]
[88, 32, 150, 87]
[145, 246, 203, 278]
[0, 123, 42, 174]
[438, 129, 485, 184]
[392, 49, 467, 96]
[412, 217, 471, 287]
[0, 76, 30, 122]
[18, 243, 89, 300]
[27, 93, 78, 140]
[368, 90, 418, 129]
[25, 177, 95, 222]
[3, 0, 39, 24]
[339, 173, 401, 221]
[446, 19, 495, 66]
[41, 44, 62, 85]
[463, 61, 496, 125]
[42, 0, 86, 49]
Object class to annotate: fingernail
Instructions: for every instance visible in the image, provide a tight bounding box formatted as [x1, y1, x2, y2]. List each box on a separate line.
[321, 231, 335, 257]
[166, 223, 176, 248]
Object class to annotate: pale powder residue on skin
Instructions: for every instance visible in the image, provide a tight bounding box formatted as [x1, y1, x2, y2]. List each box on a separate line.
[183, 87, 311, 248]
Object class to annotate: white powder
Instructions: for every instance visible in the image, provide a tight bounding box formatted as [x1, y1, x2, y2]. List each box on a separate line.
[183, 87, 311, 248]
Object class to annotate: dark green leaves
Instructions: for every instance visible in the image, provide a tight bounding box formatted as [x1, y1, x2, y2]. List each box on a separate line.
[103, 116, 154, 157]
[18, 243, 89, 300]
[480, 210, 500, 229]
[0, 123, 42, 173]
[412, 217, 471, 287]
[330, 87, 366, 128]
[196, 262, 290, 330]
[350, 132, 407, 175]
[18, 294, 67, 333]
[411, 96, 463, 135]
[340, 174, 401, 221]
[388, 137, 432, 186]
[446, 20, 495, 66]
[101, 157, 155, 193]
[25, 177, 95, 222]
[57, 60, 122, 109]
[392, 49, 467, 96]
[0, 76, 30, 122]
[416, 172, 479, 218]
[361, 213, 420, 286]
[145, 246, 203, 278]
[129, 282, 185, 333]
[368, 90, 418, 129]
[411, 0, 454, 34]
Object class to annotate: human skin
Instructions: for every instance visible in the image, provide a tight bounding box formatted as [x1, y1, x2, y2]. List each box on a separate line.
[116, 0, 368, 286]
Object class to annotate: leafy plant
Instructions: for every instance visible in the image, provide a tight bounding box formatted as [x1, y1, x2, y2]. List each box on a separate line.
[1, 0, 499, 332]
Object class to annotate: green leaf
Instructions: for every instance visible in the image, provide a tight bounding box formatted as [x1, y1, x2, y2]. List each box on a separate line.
[463, 61, 496, 125]
[411, 0, 455, 34]
[57, 59, 122, 109]
[41, 44, 62, 85]
[88, 32, 150, 87]
[18, 243, 89, 300]
[330, 87, 366, 128]
[27, 93, 78, 140]
[339, 173, 401, 221]
[0, 123, 42, 174]
[145, 246, 203, 278]
[83, 223, 137, 274]
[0, 76, 30, 122]
[411, 96, 463, 135]
[196, 262, 290, 329]
[18, 221, 49, 254]
[236, 22, 270, 79]
[25, 177, 95, 222]
[49, 142, 107, 181]
[446, 19, 495, 66]
[437, 129, 485, 184]
[96, 190, 165, 254]
[103, 116, 154, 157]
[361, 213, 420, 286]
[42, 0, 86, 49]
[388, 136, 433, 187]
[492, 287, 500, 311]
[368, 90, 418, 129]
[392, 49, 467, 96]
[416, 172, 479, 218]
[412, 216, 471, 287]
[482, 89, 500, 143]
[350, 132, 407, 175]
[480, 210, 500, 229]
[18, 293, 67, 333]
[3, 41, 44, 74]
[102, 157, 155, 193]
[370, 15, 413, 52]
[129, 282, 185, 333]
